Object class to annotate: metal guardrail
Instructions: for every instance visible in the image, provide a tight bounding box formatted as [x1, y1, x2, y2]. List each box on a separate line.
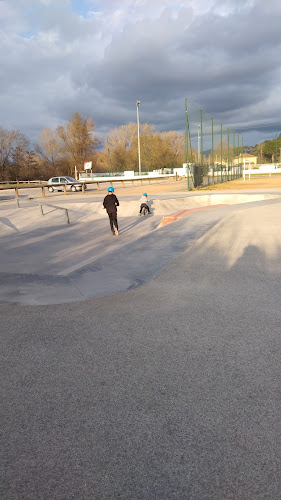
[0, 175, 178, 198]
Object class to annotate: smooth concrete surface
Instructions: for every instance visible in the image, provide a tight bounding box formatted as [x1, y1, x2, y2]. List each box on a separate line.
[1, 192, 281, 305]
[1, 192, 281, 499]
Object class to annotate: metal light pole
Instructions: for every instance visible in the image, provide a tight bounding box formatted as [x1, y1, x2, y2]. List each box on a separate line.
[136, 100, 141, 176]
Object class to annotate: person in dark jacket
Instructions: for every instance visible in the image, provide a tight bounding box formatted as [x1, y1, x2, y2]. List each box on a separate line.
[103, 186, 119, 235]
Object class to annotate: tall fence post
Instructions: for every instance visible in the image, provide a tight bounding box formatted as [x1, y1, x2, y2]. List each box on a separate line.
[220, 123, 223, 183]
[212, 116, 214, 184]
[200, 108, 203, 167]
[185, 98, 190, 191]
[227, 128, 230, 181]
[275, 126, 278, 163]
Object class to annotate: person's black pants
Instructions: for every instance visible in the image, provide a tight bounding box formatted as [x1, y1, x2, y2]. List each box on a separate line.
[108, 212, 118, 232]
[140, 203, 150, 214]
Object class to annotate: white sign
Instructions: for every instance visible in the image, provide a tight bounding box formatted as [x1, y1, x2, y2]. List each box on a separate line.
[124, 170, 135, 177]
[84, 161, 92, 170]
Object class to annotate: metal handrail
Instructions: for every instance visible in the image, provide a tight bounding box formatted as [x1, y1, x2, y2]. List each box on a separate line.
[39, 202, 70, 224]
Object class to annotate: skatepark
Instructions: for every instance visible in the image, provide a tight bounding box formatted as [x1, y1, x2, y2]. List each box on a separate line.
[1, 181, 280, 499]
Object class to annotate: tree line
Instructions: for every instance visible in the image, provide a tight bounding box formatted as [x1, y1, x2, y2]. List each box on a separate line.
[245, 137, 281, 164]
[0, 112, 187, 182]
[0, 112, 280, 181]
[0, 113, 99, 182]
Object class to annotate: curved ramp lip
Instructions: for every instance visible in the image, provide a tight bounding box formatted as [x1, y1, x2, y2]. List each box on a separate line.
[158, 204, 228, 228]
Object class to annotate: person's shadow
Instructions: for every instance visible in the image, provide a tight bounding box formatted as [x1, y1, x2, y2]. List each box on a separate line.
[228, 243, 281, 291]
[120, 216, 152, 235]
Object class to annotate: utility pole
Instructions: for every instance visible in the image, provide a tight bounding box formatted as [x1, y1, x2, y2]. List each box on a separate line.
[136, 100, 141, 176]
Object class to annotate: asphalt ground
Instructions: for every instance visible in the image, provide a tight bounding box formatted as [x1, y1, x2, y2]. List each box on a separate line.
[1, 186, 281, 499]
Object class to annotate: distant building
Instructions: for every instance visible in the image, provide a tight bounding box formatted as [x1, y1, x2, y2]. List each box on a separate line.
[233, 153, 258, 167]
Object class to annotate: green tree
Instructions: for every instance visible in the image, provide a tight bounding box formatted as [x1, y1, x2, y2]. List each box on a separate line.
[262, 137, 281, 162]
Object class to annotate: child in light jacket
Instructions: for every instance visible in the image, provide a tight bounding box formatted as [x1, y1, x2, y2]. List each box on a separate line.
[139, 193, 150, 215]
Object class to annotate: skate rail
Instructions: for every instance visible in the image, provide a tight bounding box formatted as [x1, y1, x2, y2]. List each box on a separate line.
[39, 202, 70, 224]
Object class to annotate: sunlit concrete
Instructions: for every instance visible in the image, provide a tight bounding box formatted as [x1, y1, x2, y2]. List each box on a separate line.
[1, 192, 281, 305]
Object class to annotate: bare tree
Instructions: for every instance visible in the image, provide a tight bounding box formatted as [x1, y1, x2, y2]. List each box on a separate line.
[35, 128, 62, 171]
[20, 151, 41, 180]
[105, 123, 155, 171]
[160, 131, 185, 161]
[105, 123, 155, 151]
[0, 128, 29, 180]
[56, 112, 99, 174]
[214, 139, 228, 164]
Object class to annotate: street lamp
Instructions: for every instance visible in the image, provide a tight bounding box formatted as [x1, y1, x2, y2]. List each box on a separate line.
[136, 100, 141, 176]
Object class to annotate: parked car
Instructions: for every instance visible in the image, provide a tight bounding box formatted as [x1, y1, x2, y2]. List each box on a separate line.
[47, 176, 86, 192]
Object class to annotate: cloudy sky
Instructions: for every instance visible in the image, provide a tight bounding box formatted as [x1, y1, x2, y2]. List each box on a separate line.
[1, 0, 280, 149]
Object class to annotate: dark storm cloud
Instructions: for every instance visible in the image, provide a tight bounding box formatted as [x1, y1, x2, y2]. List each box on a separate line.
[82, 1, 281, 139]
[0, 0, 280, 146]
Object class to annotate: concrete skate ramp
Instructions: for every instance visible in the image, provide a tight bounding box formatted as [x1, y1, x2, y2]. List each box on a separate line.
[0, 203, 90, 234]
[39, 192, 281, 219]
[2, 193, 279, 234]
[182, 201, 281, 274]
[1, 192, 281, 305]
[149, 192, 280, 216]
[84, 192, 281, 218]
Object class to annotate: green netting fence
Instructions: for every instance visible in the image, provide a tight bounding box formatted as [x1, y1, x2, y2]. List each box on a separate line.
[185, 98, 244, 188]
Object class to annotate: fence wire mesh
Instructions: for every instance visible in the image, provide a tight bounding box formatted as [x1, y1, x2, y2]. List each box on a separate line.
[185, 99, 244, 187]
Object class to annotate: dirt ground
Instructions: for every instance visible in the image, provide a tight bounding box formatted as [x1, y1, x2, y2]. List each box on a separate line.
[107, 175, 281, 196]
[104, 178, 189, 196]
[198, 176, 281, 191]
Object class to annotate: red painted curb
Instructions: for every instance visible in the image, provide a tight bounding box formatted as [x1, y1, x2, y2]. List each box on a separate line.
[158, 204, 227, 227]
